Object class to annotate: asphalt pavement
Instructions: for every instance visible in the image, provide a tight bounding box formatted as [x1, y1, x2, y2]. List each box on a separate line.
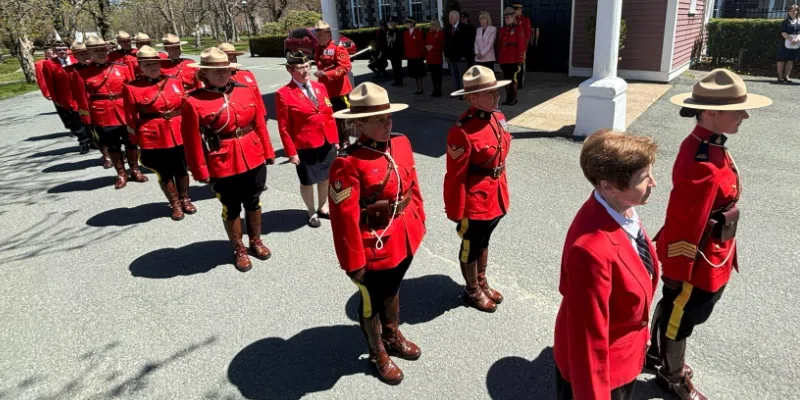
[0, 56, 796, 400]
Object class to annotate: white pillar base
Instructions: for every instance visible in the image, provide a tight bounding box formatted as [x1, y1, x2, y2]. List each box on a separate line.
[573, 76, 628, 137]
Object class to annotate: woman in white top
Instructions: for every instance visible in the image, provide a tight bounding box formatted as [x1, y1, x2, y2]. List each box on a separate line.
[474, 11, 497, 69]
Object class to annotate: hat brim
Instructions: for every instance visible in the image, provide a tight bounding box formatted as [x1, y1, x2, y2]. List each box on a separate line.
[156, 41, 189, 47]
[222, 50, 246, 56]
[669, 92, 773, 110]
[450, 80, 512, 96]
[187, 62, 241, 69]
[332, 103, 409, 119]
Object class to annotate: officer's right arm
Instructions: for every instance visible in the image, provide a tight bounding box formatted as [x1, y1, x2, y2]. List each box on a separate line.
[180, 100, 210, 182]
[443, 126, 472, 222]
[73, 72, 91, 125]
[274, 89, 297, 158]
[122, 85, 138, 145]
[660, 159, 718, 282]
[328, 157, 367, 273]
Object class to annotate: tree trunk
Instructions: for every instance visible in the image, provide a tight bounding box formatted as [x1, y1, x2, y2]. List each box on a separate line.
[14, 33, 36, 83]
[96, 0, 111, 39]
[165, 0, 180, 35]
[194, 21, 202, 48]
[248, 12, 257, 36]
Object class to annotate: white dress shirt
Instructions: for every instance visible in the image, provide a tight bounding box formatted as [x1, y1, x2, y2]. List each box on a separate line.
[594, 190, 640, 252]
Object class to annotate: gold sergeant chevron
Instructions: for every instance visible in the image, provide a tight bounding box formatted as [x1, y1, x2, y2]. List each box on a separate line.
[667, 241, 697, 259]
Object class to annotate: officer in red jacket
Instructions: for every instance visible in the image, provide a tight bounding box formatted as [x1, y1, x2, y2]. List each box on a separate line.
[181, 47, 276, 273]
[512, 2, 532, 89]
[403, 17, 427, 95]
[554, 130, 660, 400]
[35, 47, 55, 99]
[498, 7, 526, 106]
[108, 31, 137, 72]
[425, 20, 446, 97]
[69, 42, 113, 168]
[74, 36, 146, 189]
[647, 69, 772, 400]
[43, 41, 92, 153]
[313, 20, 353, 148]
[128, 33, 166, 78]
[276, 52, 339, 228]
[445, 65, 511, 313]
[124, 45, 196, 221]
[217, 42, 266, 118]
[157, 34, 201, 92]
[328, 82, 425, 385]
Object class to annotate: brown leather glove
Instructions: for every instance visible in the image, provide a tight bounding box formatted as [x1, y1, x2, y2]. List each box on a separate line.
[347, 267, 366, 284]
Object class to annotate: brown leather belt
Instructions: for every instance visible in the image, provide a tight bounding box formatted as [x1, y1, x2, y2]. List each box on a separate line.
[217, 123, 255, 139]
[469, 164, 505, 178]
[359, 192, 412, 228]
[140, 110, 181, 120]
[391, 195, 412, 216]
[90, 93, 123, 100]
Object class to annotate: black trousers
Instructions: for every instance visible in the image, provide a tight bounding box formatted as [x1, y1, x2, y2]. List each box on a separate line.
[329, 95, 351, 145]
[456, 216, 503, 263]
[390, 57, 403, 84]
[556, 366, 635, 400]
[500, 63, 522, 101]
[139, 146, 188, 183]
[353, 256, 412, 320]
[54, 104, 90, 144]
[428, 64, 442, 89]
[656, 281, 726, 341]
[210, 163, 267, 221]
[476, 61, 495, 70]
[96, 125, 136, 152]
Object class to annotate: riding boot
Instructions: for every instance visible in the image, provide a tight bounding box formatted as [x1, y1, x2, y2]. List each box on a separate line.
[645, 300, 694, 378]
[657, 337, 707, 400]
[360, 315, 404, 385]
[477, 248, 503, 304]
[460, 261, 497, 312]
[109, 150, 128, 189]
[159, 180, 184, 221]
[245, 209, 271, 260]
[175, 175, 197, 214]
[125, 147, 148, 182]
[381, 293, 421, 360]
[223, 217, 252, 272]
[100, 145, 112, 169]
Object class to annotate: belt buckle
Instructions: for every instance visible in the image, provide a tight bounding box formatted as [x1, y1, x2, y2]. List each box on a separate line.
[234, 128, 243, 138]
[492, 167, 501, 178]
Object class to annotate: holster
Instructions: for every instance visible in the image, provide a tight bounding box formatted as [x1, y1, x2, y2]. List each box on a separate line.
[710, 205, 739, 242]
[364, 200, 391, 230]
[200, 128, 221, 153]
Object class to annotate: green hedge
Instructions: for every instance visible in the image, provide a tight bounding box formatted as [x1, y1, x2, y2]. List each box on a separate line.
[249, 24, 431, 58]
[706, 18, 783, 67]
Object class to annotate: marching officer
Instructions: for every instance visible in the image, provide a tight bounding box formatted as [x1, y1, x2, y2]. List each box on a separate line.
[276, 52, 339, 228]
[43, 41, 92, 154]
[444, 65, 512, 313]
[403, 17, 426, 95]
[123, 46, 196, 221]
[34, 47, 55, 100]
[512, 2, 532, 89]
[217, 42, 266, 118]
[647, 69, 772, 400]
[69, 42, 112, 167]
[107, 31, 135, 64]
[128, 33, 166, 77]
[181, 47, 276, 272]
[74, 36, 147, 189]
[158, 34, 201, 92]
[328, 82, 426, 385]
[313, 20, 353, 148]
[498, 7, 526, 106]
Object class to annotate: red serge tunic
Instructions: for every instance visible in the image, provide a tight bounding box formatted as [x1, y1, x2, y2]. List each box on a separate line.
[123, 75, 186, 149]
[314, 40, 353, 98]
[43, 57, 78, 110]
[275, 80, 338, 158]
[404, 28, 426, 60]
[656, 125, 740, 292]
[160, 58, 201, 91]
[443, 108, 511, 222]
[181, 83, 275, 181]
[74, 62, 134, 127]
[497, 24, 526, 64]
[425, 30, 445, 65]
[231, 69, 267, 119]
[35, 59, 51, 99]
[328, 135, 426, 273]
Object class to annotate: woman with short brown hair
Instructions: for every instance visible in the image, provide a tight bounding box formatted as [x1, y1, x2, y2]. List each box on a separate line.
[554, 130, 659, 400]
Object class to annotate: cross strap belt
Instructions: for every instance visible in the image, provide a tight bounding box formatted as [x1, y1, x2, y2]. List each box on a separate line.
[90, 93, 123, 100]
[139, 110, 181, 120]
[469, 163, 505, 178]
[216, 123, 255, 139]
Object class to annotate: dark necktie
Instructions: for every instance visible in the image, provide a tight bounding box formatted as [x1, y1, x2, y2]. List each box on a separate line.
[635, 231, 654, 277]
[303, 83, 318, 107]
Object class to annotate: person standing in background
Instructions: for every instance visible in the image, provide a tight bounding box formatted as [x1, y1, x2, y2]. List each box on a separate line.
[385, 16, 405, 87]
[513, 2, 533, 89]
[460, 12, 477, 67]
[35, 47, 55, 100]
[404, 17, 427, 95]
[425, 19, 446, 97]
[314, 20, 354, 148]
[474, 11, 497, 70]
[498, 7, 526, 106]
[776, 5, 800, 83]
[445, 10, 473, 91]
[158, 34, 201, 92]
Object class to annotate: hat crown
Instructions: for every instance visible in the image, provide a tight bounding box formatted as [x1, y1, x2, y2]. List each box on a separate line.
[161, 33, 180, 44]
[349, 82, 391, 107]
[692, 69, 747, 100]
[117, 31, 131, 40]
[134, 32, 150, 41]
[199, 47, 230, 65]
[71, 42, 86, 52]
[136, 45, 159, 59]
[504, 7, 516, 15]
[463, 65, 499, 90]
[217, 42, 236, 52]
[85, 35, 107, 48]
[314, 20, 331, 30]
[285, 51, 309, 64]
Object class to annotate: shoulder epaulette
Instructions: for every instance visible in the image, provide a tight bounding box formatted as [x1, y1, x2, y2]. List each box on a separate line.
[231, 82, 248, 88]
[456, 114, 474, 127]
[338, 142, 362, 157]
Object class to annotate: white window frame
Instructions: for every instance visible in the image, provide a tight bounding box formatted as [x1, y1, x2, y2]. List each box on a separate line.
[689, 0, 697, 16]
[410, 0, 424, 21]
[380, 0, 392, 22]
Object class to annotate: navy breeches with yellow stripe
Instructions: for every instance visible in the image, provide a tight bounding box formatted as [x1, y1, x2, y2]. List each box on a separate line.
[210, 163, 267, 221]
[352, 256, 412, 320]
[330, 95, 351, 145]
[656, 281, 726, 341]
[456, 216, 503, 264]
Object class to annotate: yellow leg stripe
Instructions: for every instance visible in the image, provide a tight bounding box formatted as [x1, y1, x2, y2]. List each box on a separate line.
[342, 95, 350, 108]
[666, 282, 694, 340]
[458, 218, 470, 263]
[513, 65, 521, 84]
[353, 281, 373, 318]
[457, 218, 469, 238]
[138, 160, 161, 183]
[216, 192, 228, 221]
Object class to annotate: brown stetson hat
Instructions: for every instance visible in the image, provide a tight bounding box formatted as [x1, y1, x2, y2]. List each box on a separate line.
[451, 65, 511, 96]
[217, 42, 245, 56]
[71, 42, 88, 53]
[157, 33, 188, 47]
[314, 20, 331, 31]
[85, 35, 108, 49]
[333, 82, 408, 119]
[136, 45, 164, 61]
[670, 69, 772, 111]
[187, 47, 241, 69]
[133, 32, 152, 43]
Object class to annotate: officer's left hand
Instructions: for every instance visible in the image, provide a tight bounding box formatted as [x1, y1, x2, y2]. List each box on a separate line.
[313, 71, 325, 78]
[265, 158, 275, 165]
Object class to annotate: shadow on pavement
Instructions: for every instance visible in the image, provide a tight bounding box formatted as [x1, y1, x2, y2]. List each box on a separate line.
[344, 274, 464, 324]
[25, 131, 71, 141]
[27, 146, 79, 158]
[42, 158, 100, 173]
[87, 203, 174, 227]
[48, 176, 115, 193]
[228, 325, 373, 400]
[129, 240, 233, 278]
[486, 347, 556, 399]
[259, 209, 308, 235]
[37, 111, 59, 116]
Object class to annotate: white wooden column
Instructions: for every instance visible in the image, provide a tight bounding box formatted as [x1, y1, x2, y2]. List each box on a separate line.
[573, 0, 628, 137]
[321, 0, 341, 41]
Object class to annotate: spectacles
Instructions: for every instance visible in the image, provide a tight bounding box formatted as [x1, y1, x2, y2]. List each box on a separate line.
[292, 65, 311, 71]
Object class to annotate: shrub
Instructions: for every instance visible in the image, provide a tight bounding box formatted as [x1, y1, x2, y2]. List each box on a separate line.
[706, 18, 783, 67]
[586, 16, 627, 61]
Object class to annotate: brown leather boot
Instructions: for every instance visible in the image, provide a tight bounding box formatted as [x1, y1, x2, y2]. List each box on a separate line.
[245, 210, 271, 260]
[175, 175, 197, 214]
[109, 150, 128, 189]
[159, 180, 184, 221]
[223, 217, 252, 272]
[125, 147, 149, 183]
[645, 302, 693, 379]
[656, 337, 706, 400]
[360, 315, 403, 385]
[477, 248, 503, 304]
[100, 145, 112, 169]
[381, 293, 421, 360]
[460, 261, 497, 313]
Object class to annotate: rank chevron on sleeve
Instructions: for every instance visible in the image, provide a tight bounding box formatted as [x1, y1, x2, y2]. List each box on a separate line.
[447, 145, 464, 160]
[329, 183, 352, 204]
[667, 241, 698, 259]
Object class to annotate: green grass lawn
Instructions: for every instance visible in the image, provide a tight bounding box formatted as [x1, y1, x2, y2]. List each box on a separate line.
[0, 82, 39, 100]
[0, 56, 44, 83]
[179, 37, 249, 55]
